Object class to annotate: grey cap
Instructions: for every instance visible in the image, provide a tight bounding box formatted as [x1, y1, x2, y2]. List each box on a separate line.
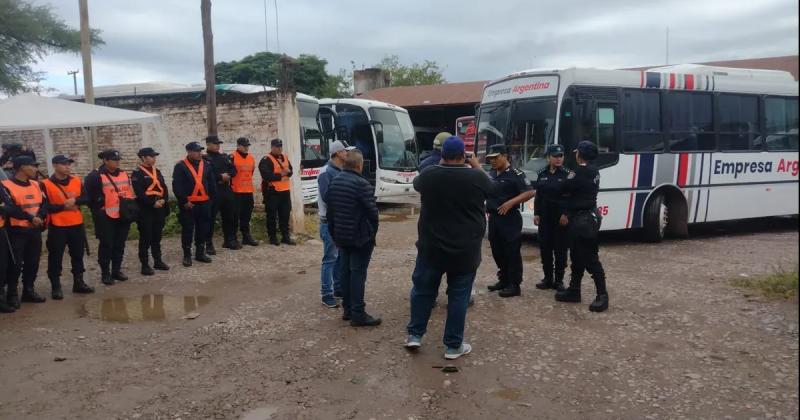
[330, 140, 356, 156]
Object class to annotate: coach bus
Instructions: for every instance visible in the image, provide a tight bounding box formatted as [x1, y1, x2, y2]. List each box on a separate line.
[318, 98, 419, 201]
[475, 65, 799, 241]
[297, 93, 327, 204]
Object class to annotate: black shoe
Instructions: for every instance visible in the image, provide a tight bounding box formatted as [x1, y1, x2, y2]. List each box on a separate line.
[6, 293, 20, 310]
[270, 238, 280, 246]
[195, 253, 212, 263]
[101, 272, 114, 285]
[342, 312, 351, 321]
[205, 242, 217, 255]
[153, 260, 170, 271]
[281, 238, 296, 246]
[555, 288, 581, 303]
[499, 285, 521, 298]
[51, 286, 64, 300]
[182, 255, 193, 267]
[553, 281, 565, 292]
[21, 290, 46, 303]
[141, 264, 155, 276]
[487, 281, 507, 292]
[242, 235, 259, 246]
[0, 300, 15, 313]
[112, 271, 128, 282]
[535, 278, 554, 290]
[350, 314, 382, 327]
[333, 291, 344, 299]
[224, 240, 242, 250]
[589, 294, 609, 312]
[72, 276, 95, 294]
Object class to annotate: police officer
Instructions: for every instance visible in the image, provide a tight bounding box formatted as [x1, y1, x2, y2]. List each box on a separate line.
[85, 149, 135, 285]
[41, 155, 95, 299]
[231, 137, 259, 246]
[485, 144, 535, 298]
[554, 141, 609, 312]
[1, 155, 48, 307]
[131, 147, 170, 276]
[533, 144, 570, 291]
[173, 141, 216, 267]
[258, 138, 294, 246]
[204, 135, 239, 252]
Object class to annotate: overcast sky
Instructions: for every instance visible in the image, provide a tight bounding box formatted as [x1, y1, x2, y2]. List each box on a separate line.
[32, 0, 799, 95]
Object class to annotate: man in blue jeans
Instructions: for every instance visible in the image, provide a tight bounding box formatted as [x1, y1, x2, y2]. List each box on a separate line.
[405, 136, 494, 359]
[326, 150, 381, 327]
[317, 140, 354, 308]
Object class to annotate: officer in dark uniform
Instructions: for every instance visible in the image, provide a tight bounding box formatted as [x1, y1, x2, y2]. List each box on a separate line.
[131, 147, 170, 276]
[173, 141, 216, 267]
[533, 144, 570, 291]
[484, 144, 535, 298]
[258, 138, 295, 246]
[204, 135, 239, 252]
[555, 141, 608, 312]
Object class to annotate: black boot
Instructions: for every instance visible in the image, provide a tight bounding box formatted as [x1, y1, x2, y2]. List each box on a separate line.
[72, 274, 95, 294]
[195, 246, 212, 263]
[222, 239, 242, 250]
[350, 313, 382, 327]
[112, 271, 128, 281]
[499, 284, 521, 298]
[487, 281, 506, 292]
[589, 294, 609, 312]
[141, 263, 155, 276]
[101, 272, 114, 285]
[0, 299, 14, 313]
[182, 248, 193, 267]
[6, 288, 20, 310]
[21, 288, 47, 303]
[553, 271, 566, 292]
[535, 275, 554, 290]
[269, 237, 280, 246]
[555, 287, 581, 303]
[205, 241, 217, 255]
[50, 277, 64, 300]
[242, 234, 259, 246]
[281, 236, 296, 246]
[153, 259, 170, 271]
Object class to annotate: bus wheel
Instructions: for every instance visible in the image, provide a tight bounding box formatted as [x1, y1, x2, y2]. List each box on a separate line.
[643, 193, 668, 242]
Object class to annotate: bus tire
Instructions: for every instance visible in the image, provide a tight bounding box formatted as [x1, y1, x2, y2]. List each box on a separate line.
[642, 193, 668, 243]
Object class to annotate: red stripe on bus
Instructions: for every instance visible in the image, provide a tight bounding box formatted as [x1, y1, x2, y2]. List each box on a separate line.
[685, 74, 695, 90]
[669, 73, 676, 89]
[626, 154, 639, 228]
[677, 153, 689, 186]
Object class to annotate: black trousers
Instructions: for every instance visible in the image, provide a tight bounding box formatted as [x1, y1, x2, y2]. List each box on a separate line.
[265, 191, 291, 240]
[137, 206, 167, 263]
[46, 225, 86, 285]
[568, 224, 607, 295]
[488, 211, 523, 287]
[8, 229, 42, 293]
[538, 214, 568, 281]
[234, 193, 255, 236]
[92, 212, 131, 274]
[209, 187, 237, 244]
[179, 201, 211, 251]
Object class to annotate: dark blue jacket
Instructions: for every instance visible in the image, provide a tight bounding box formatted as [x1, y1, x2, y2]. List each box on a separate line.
[418, 149, 442, 171]
[172, 158, 217, 207]
[326, 170, 379, 248]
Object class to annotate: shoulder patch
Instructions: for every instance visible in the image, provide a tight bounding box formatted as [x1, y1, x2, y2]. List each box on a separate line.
[514, 168, 525, 176]
[567, 171, 576, 179]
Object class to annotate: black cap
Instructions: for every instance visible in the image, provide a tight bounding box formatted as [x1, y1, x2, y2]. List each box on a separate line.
[2, 143, 22, 152]
[98, 149, 122, 160]
[485, 144, 508, 158]
[12, 155, 38, 169]
[137, 147, 159, 158]
[546, 144, 565, 156]
[576, 141, 599, 161]
[205, 135, 223, 144]
[270, 138, 283, 147]
[237, 137, 251, 146]
[52, 154, 75, 165]
[185, 141, 205, 152]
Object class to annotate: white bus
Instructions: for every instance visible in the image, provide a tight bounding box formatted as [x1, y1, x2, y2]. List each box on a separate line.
[476, 65, 799, 241]
[318, 98, 419, 201]
[297, 93, 326, 204]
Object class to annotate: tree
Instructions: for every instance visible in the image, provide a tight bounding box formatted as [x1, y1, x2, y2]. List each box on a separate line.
[0, 0, 104, 94]
[375, 55, 446, 87]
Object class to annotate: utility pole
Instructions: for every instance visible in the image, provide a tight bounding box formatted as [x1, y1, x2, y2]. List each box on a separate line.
[274, 0, 280, 54]
[201, 0, 217, 135]
[79, 0, 97, 169]
[263, 0, 269, 52]
[68, 70, 79, 95]
[665, 26, 670, 65]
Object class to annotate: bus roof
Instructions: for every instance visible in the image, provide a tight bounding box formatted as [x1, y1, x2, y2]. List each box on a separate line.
[297, 92, 318, 103]
[319, 97, 409, 113]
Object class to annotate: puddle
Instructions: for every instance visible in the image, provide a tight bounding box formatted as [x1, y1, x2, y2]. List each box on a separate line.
[491, 387, 522, 401]
[80, 295, 211, 323]
[241, 405, 278, 420]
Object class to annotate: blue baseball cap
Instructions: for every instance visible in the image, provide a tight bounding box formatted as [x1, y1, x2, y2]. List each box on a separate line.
[441, 136, 465, 157]
[576, 141, 599, 161]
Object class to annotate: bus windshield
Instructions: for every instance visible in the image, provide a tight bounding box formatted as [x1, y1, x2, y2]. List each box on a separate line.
[369, 108, 418, 171]
[298, 100, 325, 163]
[508, 98, 557, 172]
[477, 104, 510, 160]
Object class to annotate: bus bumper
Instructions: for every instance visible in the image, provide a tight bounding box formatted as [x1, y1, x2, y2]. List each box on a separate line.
[375, 182, 418, 203]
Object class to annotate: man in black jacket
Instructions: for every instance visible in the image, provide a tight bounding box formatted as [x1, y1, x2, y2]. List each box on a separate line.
[204, 135, 239, 252]
[326, 149, 381, 327]
[131, 147, 170, 276]
[173, 142, 217, 267]
[404, 136, 494, 360]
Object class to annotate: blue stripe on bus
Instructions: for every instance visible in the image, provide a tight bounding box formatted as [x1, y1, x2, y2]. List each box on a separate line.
[637, 154, 655, 187]
[645, 72, 661, 88]
[631, 192, 649, 228]
[693, 153, 705, 223]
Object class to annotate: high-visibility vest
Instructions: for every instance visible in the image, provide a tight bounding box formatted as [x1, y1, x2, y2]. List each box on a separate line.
[139, 165, 165, 198]
[101, 171, 134, 219]
[41, 176, 83, 227]
[183, 159, 210, 203]
[265, 153, 290, 192]
[231, 152, 255, 193]
[1, 179, 43, 228]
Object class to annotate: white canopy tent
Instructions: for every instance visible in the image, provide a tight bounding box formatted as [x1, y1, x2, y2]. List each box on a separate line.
[0, 94, 166, 174]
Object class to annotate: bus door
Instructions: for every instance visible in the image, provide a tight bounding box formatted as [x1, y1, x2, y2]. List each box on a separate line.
[574, 88, 620, 169]
[318, 104, 378, 183]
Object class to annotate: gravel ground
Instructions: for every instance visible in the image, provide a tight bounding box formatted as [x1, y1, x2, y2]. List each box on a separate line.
[0, 209, 797, 420]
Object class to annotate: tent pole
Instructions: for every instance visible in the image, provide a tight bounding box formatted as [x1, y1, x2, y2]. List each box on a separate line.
[43, 128, 54, 176]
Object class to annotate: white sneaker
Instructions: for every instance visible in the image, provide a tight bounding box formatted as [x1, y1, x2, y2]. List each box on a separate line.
[404, 334, 422, 350]
[444, 343, 472, 360]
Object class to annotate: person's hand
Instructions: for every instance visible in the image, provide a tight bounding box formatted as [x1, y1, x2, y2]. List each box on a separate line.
[221, 173, 231, 183]
[280, 168, 290, 176]
[559, 214, 569, 226]
[184, 202, 194, 210]
[154, 199, 165, 209]
[467, 154, 481, 169]
[32, 217, 43, 227]
[64, 197, 76, 207]
[534, 215, 540, 226]
[498, 200, 515, 215]
[65, 204, 78, 211]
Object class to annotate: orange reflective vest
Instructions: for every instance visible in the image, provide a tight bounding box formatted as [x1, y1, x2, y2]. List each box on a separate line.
[183, 159, 210, 203]
[231, 152, 255, 193]
[2, 179, 43, 228]
[101, 171, 134, 219]
[41, 176, 83, 227]
[139, 165, 165, 198]
[265, 153, 290, 192]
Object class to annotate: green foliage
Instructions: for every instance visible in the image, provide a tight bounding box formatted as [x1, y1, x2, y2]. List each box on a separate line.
[0, 0, 104, 94]
[375, 55, 446, 87]
[732, 267, 799, 300]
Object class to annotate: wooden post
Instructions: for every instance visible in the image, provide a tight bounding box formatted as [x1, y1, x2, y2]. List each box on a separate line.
[201, 0, 217, 136]
[79, 0, 97, 168]
[277, 56, 305, 234]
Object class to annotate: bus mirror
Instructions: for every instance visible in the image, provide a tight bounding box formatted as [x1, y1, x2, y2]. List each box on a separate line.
[370, 120, 384, 144]
[580, 99, 596, 125]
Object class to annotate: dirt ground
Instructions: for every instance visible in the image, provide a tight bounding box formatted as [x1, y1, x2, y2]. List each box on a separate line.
[0, 207, 797, 420]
